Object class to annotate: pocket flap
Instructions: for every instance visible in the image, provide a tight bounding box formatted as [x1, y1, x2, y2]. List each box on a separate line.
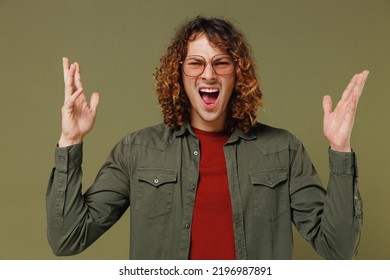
[249, 168, 287, 188]
[137, 168, 178, 187]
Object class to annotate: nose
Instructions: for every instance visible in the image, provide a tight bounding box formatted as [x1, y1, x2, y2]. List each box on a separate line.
[200, 62, 217, 80]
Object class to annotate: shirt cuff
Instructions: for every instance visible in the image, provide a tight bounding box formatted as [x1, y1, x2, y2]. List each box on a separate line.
[328, 149, 356, 176]
[55, 143, 83, 173]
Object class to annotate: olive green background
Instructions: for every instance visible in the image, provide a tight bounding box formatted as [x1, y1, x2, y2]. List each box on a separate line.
[1, 0, 389, 260]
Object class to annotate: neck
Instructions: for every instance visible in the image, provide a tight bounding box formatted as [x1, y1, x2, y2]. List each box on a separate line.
[192, 126, 230, 136]
[190, 114, 228, 133]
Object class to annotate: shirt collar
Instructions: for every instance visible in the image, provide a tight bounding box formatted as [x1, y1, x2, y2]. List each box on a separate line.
[174, 124, 191, 137]
[174, 123, 256, 142]
[227, 127, 256, 143]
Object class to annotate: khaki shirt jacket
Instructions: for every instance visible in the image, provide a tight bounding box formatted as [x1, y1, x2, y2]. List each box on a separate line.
[46, 123, 363, 259]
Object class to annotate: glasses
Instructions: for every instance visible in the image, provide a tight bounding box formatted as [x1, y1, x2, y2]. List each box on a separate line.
[181, 54, 236, 77]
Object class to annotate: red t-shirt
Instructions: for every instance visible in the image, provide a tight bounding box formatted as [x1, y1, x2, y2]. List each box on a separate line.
[189, 128, 236, 260]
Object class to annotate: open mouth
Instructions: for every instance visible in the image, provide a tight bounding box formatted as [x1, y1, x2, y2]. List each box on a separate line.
[199, 88, 220, 106]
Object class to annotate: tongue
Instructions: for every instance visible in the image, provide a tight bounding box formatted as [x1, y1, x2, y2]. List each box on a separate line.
[201, 93, 218, 104]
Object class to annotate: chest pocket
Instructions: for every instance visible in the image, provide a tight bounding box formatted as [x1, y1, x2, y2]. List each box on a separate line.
[249, 168, 289, 221]
[135, 168, 177, 218]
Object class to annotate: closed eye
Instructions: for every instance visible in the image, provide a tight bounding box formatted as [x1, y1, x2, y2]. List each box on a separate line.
[214, 61, 231, 66]
[187, 61, 204, 66]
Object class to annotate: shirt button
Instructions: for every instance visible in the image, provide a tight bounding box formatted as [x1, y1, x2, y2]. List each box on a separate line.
[189, 184, 196, 191]
[193, 150, 199, 156]
[267, 177, 273, 185]
[59, 156, 65, 161]
[184, 223, 191, 229]
[154, 179, 159, 184]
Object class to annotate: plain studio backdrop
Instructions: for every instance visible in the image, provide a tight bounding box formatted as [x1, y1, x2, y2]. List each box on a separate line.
[0, 0, 389, 259]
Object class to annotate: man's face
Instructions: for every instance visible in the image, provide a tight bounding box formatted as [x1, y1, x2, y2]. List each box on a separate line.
[182, 34, 235, 132]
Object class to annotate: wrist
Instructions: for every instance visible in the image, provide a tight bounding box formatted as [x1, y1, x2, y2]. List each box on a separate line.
[330, 144, 352, 153]
[58, 133, 83, 147]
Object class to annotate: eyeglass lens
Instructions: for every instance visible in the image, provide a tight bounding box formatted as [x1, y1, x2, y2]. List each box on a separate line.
[182, 54, 235, 77]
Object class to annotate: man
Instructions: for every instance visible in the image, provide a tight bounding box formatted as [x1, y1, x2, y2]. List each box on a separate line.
[46, 16, 368, 259]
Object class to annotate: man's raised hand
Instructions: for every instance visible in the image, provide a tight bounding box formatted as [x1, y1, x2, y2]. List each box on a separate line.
[322, 70, 369, 152]
[58, 57, 100, 147]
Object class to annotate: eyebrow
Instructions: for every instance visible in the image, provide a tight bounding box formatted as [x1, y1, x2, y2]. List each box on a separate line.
[185, 54, 230, 60]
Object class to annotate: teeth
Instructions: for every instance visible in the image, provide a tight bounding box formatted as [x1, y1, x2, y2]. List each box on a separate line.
[199, 88, 219, 93]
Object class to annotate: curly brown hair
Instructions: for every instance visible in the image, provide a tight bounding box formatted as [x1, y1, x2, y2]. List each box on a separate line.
[154, 16, 263, 134]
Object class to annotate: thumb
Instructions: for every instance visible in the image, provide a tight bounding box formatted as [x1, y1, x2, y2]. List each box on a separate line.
[322, 95, 332, 116]
[90, 92, 100, 112]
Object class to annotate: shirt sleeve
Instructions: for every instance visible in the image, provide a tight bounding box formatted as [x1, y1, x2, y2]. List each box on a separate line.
[46, 140, 130, 256]
[290, 142, 362, 259]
